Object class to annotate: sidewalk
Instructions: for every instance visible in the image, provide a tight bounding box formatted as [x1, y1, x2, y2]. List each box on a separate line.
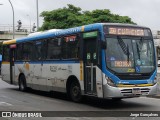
[148, 68, 160, 98]
[149, 84, 160, 98]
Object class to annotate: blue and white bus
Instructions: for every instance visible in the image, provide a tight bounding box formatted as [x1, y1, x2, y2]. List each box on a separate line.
[1, 23, 157, 102]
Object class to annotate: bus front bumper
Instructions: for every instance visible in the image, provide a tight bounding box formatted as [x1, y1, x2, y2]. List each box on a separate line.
[103, 83, 158, 98]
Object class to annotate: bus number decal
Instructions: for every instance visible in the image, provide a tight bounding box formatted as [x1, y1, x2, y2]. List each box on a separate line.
[50, 66, 57, 72]
[114, 61, 131, 67]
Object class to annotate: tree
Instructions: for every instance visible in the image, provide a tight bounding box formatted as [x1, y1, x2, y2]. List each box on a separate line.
[39, 4, 135, 30]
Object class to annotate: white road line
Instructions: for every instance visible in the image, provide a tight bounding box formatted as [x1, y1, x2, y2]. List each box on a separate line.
[0, 102, 12, 106]
[0, 95, 24, 103]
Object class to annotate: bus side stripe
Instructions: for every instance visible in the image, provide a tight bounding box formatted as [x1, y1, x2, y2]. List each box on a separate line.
[3, 39, 16, 45]
[80, 61, 83, 80]
[2, 62, 10, 64]
[14, 61, 80, 64]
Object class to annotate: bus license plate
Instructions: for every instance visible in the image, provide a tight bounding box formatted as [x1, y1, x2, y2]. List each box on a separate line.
[132, 88, 141, 95]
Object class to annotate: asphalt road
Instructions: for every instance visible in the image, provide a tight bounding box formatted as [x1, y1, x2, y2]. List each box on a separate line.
[0, 78, 160, 120]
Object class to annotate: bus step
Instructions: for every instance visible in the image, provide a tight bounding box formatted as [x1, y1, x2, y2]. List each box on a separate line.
[85, 92, 97, 96]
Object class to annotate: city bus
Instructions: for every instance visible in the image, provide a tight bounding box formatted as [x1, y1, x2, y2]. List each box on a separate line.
[1, 23, 158, 102]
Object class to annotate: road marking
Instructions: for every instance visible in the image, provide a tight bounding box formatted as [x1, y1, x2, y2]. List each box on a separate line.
[1, 95, 24, 103]
[0, 102, 12, 106]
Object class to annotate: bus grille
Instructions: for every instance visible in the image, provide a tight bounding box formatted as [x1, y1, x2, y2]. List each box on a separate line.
[121, 88, 150, 96]
[140, 88, 150, 94]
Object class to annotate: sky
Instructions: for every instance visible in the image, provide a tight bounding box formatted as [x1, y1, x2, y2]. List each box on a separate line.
[0, 0, 160, 31]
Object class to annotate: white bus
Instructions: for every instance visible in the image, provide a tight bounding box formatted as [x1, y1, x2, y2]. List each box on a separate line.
[1, 23, 158, 102]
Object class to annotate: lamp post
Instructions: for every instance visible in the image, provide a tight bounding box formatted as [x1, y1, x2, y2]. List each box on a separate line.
[8, 0, 15, 39]
[36, 0, 39, 30]
[27, 14, 31, 33]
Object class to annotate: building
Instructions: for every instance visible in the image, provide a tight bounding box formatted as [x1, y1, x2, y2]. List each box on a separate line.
[153, 30, 160, 59]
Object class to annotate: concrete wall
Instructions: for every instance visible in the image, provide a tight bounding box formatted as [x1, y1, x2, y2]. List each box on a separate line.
[0, 30, 29, 42]
[153, 31, 160, 59]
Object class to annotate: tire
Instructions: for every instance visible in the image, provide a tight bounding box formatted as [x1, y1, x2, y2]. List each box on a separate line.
[112, 98, 122, 101]
[19, 75, 27, 91]
[69, 81, 82, 102]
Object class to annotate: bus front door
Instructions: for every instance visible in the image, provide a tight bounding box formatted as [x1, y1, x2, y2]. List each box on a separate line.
[9, 48, 15, 84]
[84, 38, 97, 95]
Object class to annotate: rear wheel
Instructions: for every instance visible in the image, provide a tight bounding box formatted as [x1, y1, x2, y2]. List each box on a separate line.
[19, 75, 27, 91]
[69, 81, 82, 102]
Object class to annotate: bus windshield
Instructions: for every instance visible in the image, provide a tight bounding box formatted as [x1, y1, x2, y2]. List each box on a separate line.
[105, 36, 155, 74]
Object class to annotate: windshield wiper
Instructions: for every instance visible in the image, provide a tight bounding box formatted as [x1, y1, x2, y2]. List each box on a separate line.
[126, 44, 130, 62]
[117, 36, 130, 61]
[136, 43, 140, 59]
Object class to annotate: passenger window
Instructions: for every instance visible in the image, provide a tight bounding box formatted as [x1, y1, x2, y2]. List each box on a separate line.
[3, 46, 10, 62]
[47, 38, 61, 59]
[34, 41, 42, 60]
[62, 35, 80, 59]
[16, 44, 23, 60]
[23, 42, 34, 61]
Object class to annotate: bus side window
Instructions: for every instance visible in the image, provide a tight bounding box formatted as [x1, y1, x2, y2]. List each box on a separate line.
[62, 35, 80, 59]
[23, 42, 34, 61]
[34, 41, 42, 61]
[3, 46, 10, 62]
[47, 38, 61, 60]
[42, 40, 47, 60]
[16, 43, 23, 61]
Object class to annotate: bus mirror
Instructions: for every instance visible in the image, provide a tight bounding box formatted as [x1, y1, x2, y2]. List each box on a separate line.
[101, 41, 106, 49]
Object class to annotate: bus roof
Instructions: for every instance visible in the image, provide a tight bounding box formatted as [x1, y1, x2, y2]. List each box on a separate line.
[3, 23, 149, 45]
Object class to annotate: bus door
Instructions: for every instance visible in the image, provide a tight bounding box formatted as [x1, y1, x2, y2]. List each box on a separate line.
[9, 44, 16, 84]
[83, 32, 98, 95]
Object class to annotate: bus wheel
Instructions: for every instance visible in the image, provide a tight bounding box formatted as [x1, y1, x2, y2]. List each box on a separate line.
[112, 98, 122, 101]
[19, 75, 27, 91]
[70, 81, 82, 102]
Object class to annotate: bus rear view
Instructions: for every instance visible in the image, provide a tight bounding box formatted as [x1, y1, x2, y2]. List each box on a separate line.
[102, 25, 157, 99]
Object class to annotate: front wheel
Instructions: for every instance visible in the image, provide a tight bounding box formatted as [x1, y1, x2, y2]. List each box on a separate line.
[19, 75, 27, 91]
[112, 98, 122, 101]
[69, 81, 82, 102]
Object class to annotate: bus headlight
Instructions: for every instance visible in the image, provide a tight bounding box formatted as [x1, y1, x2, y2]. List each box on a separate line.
[153, 76, 157, 84]
[106, 77, 116, 87]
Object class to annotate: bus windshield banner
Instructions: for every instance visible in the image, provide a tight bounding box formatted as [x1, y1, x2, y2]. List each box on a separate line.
[109, 28, 144, 36]
[104, 26, 151, 37]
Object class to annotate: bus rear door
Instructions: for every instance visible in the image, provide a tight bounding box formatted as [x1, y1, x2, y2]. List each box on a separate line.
[2, 45, 15, 84]
[9, 45, 15, 84]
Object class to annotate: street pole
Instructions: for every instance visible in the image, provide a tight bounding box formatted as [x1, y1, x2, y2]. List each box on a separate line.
[8, 0, 15, 39]
[27, 14, 31, 33]
[36, 0, 39, 30]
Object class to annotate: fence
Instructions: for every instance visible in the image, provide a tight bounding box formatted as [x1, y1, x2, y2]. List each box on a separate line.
[0, 24, 31, 33]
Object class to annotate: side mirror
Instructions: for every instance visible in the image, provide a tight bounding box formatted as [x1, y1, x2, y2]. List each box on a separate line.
[101, 41, 106, 49]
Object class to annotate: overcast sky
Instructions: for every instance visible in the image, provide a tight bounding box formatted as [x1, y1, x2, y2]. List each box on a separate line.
[0, 0, 160, 31]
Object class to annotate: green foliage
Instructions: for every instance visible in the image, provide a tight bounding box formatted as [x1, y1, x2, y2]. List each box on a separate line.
[39, 4, 135, 30]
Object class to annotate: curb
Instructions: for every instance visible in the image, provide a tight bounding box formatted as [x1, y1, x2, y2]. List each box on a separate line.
[147, 95, 160, 99]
